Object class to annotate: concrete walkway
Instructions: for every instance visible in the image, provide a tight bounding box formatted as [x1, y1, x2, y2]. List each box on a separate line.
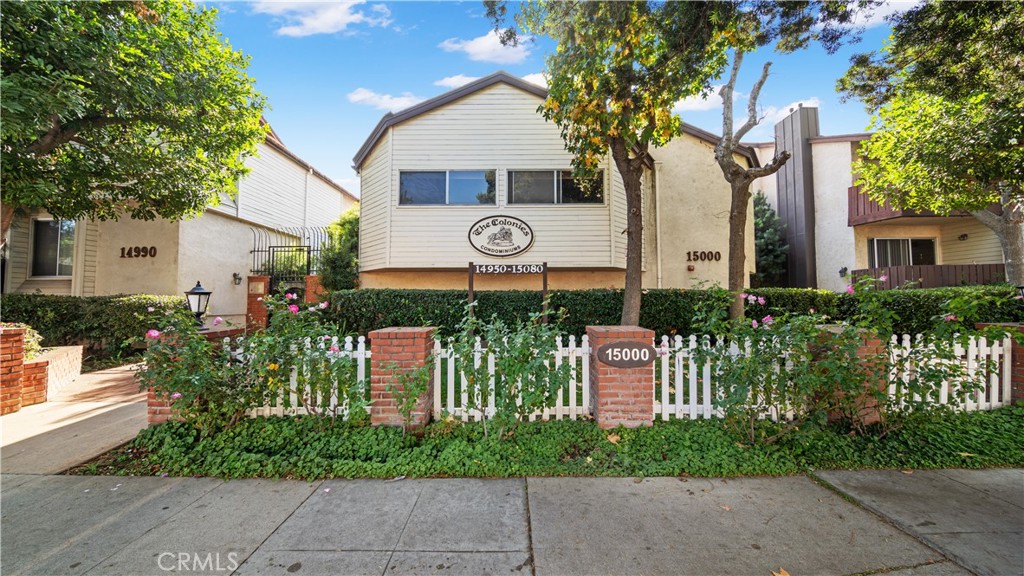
[6, 470, 1019, 576]
[1, 364, 146, 474]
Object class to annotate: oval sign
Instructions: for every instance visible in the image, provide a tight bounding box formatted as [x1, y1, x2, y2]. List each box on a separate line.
[597, 341, 657, 368]
[468, 216, 534, 258]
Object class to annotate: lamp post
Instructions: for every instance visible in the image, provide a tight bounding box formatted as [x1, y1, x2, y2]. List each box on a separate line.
[184, 281, 212, 330]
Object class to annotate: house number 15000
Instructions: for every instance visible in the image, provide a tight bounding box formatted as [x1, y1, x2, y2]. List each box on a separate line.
[686, 250, 721, 262]
[120, 246, 157, 258]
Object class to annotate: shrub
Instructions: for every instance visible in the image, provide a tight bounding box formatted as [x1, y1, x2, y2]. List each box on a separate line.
[318, 207, 359, 291]
[0, 322, 44, 360]
[0, 294, 191, 354]
[325, 285, 1024, 337]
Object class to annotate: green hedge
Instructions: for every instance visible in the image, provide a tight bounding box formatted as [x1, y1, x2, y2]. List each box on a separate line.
[0, 294, 190, 354]
[325, 285, 1024, 337]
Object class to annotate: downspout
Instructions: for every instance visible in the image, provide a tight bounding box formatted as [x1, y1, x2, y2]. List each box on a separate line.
[654, 161, 664, 289]
[303, 167, 312, 227]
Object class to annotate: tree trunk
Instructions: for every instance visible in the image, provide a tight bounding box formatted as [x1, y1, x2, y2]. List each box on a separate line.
[610, 138, 645, 326]
[1, 204, 15, 251]
[971, 204, 1024, 286]
[727, 178, 752, 319]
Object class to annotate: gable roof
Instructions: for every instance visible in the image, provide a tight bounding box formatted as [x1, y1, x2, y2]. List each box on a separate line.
[261, 118, 358, 203]
[352, 70, 757, 171]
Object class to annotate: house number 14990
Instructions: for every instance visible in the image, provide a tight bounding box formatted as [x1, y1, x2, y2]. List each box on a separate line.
[120, 246, 157, 258]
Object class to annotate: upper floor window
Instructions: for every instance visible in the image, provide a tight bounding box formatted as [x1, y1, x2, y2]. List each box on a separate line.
[508, 170, 604, 204]
[399, 170, 496, 205]
[868, 238, 936, 268]
[32, 219, 75, 277]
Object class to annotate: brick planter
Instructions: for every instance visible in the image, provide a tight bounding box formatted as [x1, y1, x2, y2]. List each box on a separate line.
[1, 328, 26, 415]
[976, 323, 1024, 405]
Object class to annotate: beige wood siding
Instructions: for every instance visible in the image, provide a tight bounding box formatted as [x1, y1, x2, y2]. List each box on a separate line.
[4, 210, 73, 295]
[81, 220, 98, 296]
[939, 217, 1005, 264]
[367, 83, 622, 270]
[358, 130, 391, 270]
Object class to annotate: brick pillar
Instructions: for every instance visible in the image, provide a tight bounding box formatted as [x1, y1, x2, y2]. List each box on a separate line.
[977, 323, 1024, 405]
[1, 328, 26, 415]
[147, 388, 174, 425]
[21, 359, 49, 407]
[247, 275, 270, 331]
[369, 327, 435, 427]
[304, 275, 326, 304]
[852, 336, 887, 426]
[587, 326, 655, 429]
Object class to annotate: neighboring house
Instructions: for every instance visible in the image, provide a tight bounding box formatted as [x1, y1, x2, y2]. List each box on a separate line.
[1, 126, 358, 325]
[352, 71, 757, 291]
[750, 106, 1007, 292]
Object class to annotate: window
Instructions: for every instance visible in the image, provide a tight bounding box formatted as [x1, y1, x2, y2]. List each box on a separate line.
[399, 171, 495, 205]
[868, 238, 936, 268]
[32, 219, 75, 277]
[508, 170, 603, 204]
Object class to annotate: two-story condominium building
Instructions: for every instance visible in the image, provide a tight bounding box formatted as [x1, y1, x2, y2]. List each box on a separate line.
[2, 127, 358, 325]
[750, 106, 1008, 292]
[352, 71, 758, 291]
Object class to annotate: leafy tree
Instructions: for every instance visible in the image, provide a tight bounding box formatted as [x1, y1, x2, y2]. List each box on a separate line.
[0, 0, 267, 246]
[753, 191, 787, 287]
[489, 0, 734, 324]
[319, 207, 360, 291]
[838, 0, 1024, 284]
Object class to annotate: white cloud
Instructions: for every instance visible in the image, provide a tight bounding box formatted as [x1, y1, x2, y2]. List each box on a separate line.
[439, 30, 531, 65]
[854, 0, 922, 28]
[251, 1, 392, 37]
[671, 85, 744, 114]
[520, 73, 547, 88]
[760, 97, 823, 126]
[346, 88, 424, 112]
[434, 74, 481, 88]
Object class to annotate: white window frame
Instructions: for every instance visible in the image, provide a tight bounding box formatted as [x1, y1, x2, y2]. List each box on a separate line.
[398, 170, 497, 207]
[867, 237, 936, 268]
[507, 169, 606, 206]
[29, 217, 76, 279]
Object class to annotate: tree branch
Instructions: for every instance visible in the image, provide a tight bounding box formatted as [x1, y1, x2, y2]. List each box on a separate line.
[747, 150, 793, 179]
[970, 207, 1002, 231]
[716, 50, 744, 160]
[734, 61, 773, 143]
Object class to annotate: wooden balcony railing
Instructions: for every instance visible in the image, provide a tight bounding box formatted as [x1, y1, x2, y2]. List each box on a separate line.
[847, 185, 937, 226]
[851, 264, 1006, 289]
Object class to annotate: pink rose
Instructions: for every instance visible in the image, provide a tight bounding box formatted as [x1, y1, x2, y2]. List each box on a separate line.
[319, 301, 329, 309]
[944, 314, 957, 322]
[739, 293, 748, 300]
[879, 274, 889, 282]
[212, 316, 223, 326]
[170, 392, 182, 400]
[751, 319, 758, 329]
[762, 315, 774, 326]
[285, 293, 296, 300]
[329, 345, 341, 353]
[288, 304, 299, 314]
[146, 329, 161, 339]
[846, 285, 855, 295]
[809, 308, 816, 314]
[757, 296, 766, 306]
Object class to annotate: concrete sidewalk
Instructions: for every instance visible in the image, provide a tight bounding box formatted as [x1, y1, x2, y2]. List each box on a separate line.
[1, 364, 146, 474]
[5, 471, 1003, 576]
[818, 469, 1024, 576]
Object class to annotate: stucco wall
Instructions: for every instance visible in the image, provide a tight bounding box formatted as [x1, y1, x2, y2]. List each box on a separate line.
[649, 135, 756, 289]
[177, 213, 253, 326]
[811, 141, 857, 292]
[91, 218, 180, 296]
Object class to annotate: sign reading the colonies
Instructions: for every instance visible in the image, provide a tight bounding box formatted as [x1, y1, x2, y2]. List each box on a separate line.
[468, 216, 534, 258]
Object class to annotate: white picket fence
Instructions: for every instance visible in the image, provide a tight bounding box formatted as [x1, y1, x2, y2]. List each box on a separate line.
[432, 335, 591, 421]
[652, 333, 1014, 421]
[231, 331, 1011, 422]
[244, 336, 371, 417]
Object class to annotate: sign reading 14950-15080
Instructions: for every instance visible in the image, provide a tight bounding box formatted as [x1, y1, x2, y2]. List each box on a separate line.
[472, 263, 547, 275]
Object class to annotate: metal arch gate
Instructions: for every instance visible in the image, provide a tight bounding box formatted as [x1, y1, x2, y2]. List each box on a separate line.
[251, 227, 330, 299]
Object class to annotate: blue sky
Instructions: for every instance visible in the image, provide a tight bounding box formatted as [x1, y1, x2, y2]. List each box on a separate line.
[210, 1, 916, 196]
